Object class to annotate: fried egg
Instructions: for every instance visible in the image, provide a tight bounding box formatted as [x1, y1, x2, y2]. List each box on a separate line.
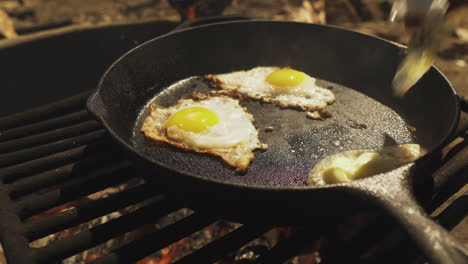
[140, 94, 266, 172]
[205, 67, 335, 116]
[307, 144, 422, 185]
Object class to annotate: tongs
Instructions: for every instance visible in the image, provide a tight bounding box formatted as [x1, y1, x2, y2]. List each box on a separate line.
[390, 0, 448, 97]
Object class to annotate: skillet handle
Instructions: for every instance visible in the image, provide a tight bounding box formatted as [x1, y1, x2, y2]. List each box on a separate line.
[353, 164, 468, 264]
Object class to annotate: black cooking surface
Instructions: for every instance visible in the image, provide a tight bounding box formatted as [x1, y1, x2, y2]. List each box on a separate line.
[132, 77, 414, 186]
[0, 20, 466, 264]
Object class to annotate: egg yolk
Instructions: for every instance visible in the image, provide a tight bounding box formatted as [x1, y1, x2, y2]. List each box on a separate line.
[166, 107, 219, 133]
[265, 68, 308, 91]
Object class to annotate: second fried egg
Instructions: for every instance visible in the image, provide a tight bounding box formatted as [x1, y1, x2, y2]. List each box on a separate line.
[205, 67, 335, 113]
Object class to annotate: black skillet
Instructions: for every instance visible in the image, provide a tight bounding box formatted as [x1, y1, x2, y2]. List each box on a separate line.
[87, 20, 468, 263]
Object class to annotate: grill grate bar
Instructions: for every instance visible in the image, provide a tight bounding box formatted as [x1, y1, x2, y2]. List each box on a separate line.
[436, 191, 468, 230]
[175, 224, 273, 264]
[35, 196, 180, 263]
[7, 142, 126, 196]
[24, 184, 162, 241]
[0, 120, 101, 153]
[0, 138, 117, 183]
[89, 213, 215, 264]
[16, 162, 134, 218]
[0, 91, 90, 130]
[0, 190, 34, 264]
[9, 163, 75, 197]
[4, 138, 127, 196]
[0, 145, 93, 181]
[0, 110, 91, 142]
[431, 167, 468, 212]
[252, 227, 327, 264]
[319, 215, 395, 263]
[431, 140, 468, 210]
[355, 227, 414, 264]
[374, 242, 421, 264]
[0, 130, 106, 167]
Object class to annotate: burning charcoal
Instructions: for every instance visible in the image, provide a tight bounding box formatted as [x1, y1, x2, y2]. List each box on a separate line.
[234, 245, 269, 263]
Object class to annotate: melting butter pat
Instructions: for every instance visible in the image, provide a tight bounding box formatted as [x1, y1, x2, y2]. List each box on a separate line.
[308, 144, 421, 185]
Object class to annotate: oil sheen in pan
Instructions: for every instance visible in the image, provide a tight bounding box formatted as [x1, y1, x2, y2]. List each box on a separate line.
[132, 76, 415, 187]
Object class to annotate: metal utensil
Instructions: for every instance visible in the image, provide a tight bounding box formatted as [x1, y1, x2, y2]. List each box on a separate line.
[391, 0, 448, 97]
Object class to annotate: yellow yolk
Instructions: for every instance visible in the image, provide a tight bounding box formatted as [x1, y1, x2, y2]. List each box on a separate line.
[266, 68, 308, 92]
[166, 107, 219, 133]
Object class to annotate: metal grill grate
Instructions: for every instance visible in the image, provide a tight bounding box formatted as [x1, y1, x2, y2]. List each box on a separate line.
[0, 89, 466, 264]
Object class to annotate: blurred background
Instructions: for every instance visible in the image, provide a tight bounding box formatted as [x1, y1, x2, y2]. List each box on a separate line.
[0, 0, 466, 97]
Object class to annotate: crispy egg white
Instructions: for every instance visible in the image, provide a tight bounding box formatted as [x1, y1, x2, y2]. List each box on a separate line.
[205, 67, 335, 116]
[307, 144, 422, 185]
[140, 94, 267, 172]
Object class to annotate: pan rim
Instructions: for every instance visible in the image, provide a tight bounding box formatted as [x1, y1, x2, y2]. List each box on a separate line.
[87, 19, 460, 191]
